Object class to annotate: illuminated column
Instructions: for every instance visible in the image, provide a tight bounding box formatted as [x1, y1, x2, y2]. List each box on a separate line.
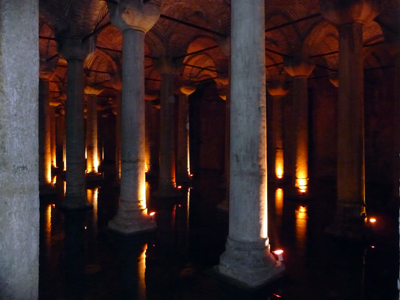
[216, 0, 284, 287]
[320, 0, 379, 236]
[284, 55, 314, 194]
[0, 0, 39, 297]
[176, 85, 195, 183]
[39, 77, 55, 193]
[267, 83, 288, 182]
[57, 38, 92, 209]
[107, 0, 160, 233]
[154, 57, 178, 197]
[50, 105, 57, 169]
[144, 92, 158, 176]
[56, 105, 66, 171]
[85, 86, 103, 176]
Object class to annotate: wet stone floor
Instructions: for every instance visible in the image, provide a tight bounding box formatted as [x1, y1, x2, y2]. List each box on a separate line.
[39, 169, 398, 300]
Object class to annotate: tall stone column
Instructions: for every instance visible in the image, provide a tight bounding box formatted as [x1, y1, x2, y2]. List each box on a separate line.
[56, 105, 66, 171]
[176, 85, 195, 183]
[57, 38, 92, 209]
[50, 105, 57, 169]
[267, 83, 289, 182]
[85, 86, 103, 177]
[107, 0, 160, 233]
[39, 77, 55, 194]
[115, 90, 122, 181]
[284, 56, 314, 194]
[144, 92, 158, 177]
[319, 0, 379, 237]
[0, 0, 39, 297]
[216, 0, 283, 287]
[154, 57, 179, 197]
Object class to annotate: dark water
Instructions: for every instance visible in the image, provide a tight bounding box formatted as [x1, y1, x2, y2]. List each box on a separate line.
[39, 169, 398, 300]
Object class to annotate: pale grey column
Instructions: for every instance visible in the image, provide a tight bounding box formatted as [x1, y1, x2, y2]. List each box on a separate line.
[107, 0, 160, 233]
[216, 0, 284, 287]
[0, 0, 39, 298]
[57, 39, 91, 209]
[115, 90, 122, 180]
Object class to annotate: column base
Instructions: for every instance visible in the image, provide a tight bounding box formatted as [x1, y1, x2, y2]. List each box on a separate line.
[325, 203, 368, 240]
[61, 196, 92, 210]
[215, 238, 285, 288]
[109, 209, 157, 235]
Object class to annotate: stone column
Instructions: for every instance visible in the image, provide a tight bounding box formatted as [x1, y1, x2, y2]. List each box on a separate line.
[144, 92, 158, 177]
[107, 0, 160, 233]
[56, 105, 66, 171]
[176, 85, 195, 183]
[267, 83, 288, 182]
[216, 0, 284, 287]
[50, 105, 57, 169]
[0, 0, 39, 297]
[154, 57, 179, 197]
[85, 86, 103, 177]
[39, 77, 55, 194]
[57, 38, 92, 209]
[284, 56, 314, 195]
[319, 0, 379, 237]
[115, 90, 122, 181]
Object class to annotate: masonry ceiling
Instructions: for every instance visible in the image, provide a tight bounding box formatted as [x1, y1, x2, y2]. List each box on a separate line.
[38, 0, 400, 105]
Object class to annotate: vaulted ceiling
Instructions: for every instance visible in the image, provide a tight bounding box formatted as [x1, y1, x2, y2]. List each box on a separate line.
[38, 0, 400, 108]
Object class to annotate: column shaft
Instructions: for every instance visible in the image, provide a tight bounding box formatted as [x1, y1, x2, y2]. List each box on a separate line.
[115, 91, 122, 180]
[272, 95, 284, 180]
[337, 22, 365, 213]
[0, 0, 39, 297]
[176, 93, 190, 182]
[64, 58, 88, 208]
[39, 78, 52, 186]
[159, 73, 176, 195]
[109, 28, 155, 233]
[293, 76, 309, 192]
[50, 106, 56, 169]
[217, 0, 283, 287]
[86, 94, 98, 173]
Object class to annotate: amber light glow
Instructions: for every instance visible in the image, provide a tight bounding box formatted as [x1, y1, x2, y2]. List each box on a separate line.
[369, 218, 376, 223]
[275, 148, 284, 179]
[295, 205, 307, 251]
[275, 188, 284, 217]
[296, 177, 308, 194]
[138, 244, 147, 298]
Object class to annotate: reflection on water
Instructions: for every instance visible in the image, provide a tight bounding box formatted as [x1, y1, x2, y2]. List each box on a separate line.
[138, 244, 147, 299]
[295, 205, 307, 252]
[275, 188, 283, 218]
[87, 188, 99, 232]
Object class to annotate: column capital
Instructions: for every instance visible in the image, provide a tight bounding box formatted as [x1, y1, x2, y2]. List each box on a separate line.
[283, 55, 315, 78]
[107, 0, 161, 33]
[179, 85, 196, 96]
[39, 58, 58, 81]
[84, 84, 104, 96]
[57, 37, 93, 61]
[319, 0, 380, 26]
[329, 73, 339, 87]
[267, 82, 289, 97]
